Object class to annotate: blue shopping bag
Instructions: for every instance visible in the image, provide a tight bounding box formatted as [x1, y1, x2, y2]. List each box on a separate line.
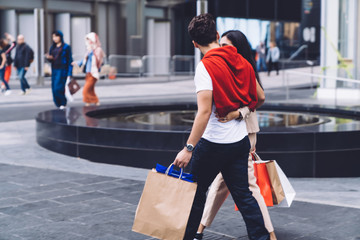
[155, 164, 194, 183]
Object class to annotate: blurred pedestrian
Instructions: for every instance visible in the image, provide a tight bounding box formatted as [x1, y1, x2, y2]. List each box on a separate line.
[0, 41, 11, 95]
[266, 42, 280, 76]
[0, 33, 16, 90]
[14, 34, 33, 95]
[74, 32, 104, 106]
[46, 30, 73, 109]
[256, 41, 267, 72]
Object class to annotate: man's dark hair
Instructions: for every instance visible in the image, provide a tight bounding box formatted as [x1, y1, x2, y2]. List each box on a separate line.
[188, 13, 217, 46]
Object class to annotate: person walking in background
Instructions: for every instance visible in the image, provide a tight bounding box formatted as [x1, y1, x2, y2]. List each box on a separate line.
[256, 41, 267, 72]
[14, 34, 33, 95]
[173, 13, 269, 240]
[0, 42, 11, 96]
[46, 30, 73, 109]
[266, 41, 280, 76]
[194, 30, 276, 240]
[74, 32, 104, 106]
[0, 33, 16, 91]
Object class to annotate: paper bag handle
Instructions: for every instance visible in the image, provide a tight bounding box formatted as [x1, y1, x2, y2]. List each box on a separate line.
[165, 164, 184, 179]
[252, 152, 269, 164]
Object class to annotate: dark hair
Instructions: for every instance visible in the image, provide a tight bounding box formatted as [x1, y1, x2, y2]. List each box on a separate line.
[51, 30, 64, 44]
[221, 30, 263, 89]
[188, 13, 217, 46]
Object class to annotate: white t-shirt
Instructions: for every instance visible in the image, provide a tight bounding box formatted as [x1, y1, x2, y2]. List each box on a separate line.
[194, 61, 248, 144]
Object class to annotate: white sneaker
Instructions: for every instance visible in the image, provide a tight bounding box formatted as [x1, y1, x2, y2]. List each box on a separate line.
[25, 88, 31, 94]
[18, 91, 26, 95]
[59, 105, 66, 110]
[4, 90, 12, 96]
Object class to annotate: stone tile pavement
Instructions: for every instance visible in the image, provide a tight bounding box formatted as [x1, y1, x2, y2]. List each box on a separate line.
[0, 163, 359, 240]
[0, 68, 360, 239]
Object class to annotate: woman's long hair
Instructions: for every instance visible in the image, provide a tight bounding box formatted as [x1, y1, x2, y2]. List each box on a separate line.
[221, 30, 263, 89]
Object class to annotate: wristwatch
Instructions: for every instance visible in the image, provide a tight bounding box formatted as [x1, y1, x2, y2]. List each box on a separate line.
[185, 143, 195, 152]
[236, 109, 243, 121]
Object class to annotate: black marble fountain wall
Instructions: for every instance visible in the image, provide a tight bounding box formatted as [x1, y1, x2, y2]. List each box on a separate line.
[36, 103, 360, 177]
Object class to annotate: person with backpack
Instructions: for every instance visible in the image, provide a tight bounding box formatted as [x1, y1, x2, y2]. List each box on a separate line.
[14, 34, 33, 95]
[45, 30, 73, 109]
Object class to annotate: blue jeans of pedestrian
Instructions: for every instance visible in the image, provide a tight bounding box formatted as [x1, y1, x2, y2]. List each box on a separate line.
[183, 137, 269, 240]
[257, 58, 267, 72]
[0, 67, 10, 90]
[17, 67, 30, 92]
[51, 68, 68, 108]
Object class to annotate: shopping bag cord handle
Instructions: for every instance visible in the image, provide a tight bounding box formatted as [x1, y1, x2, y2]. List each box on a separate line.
[165, 164, 183, 179]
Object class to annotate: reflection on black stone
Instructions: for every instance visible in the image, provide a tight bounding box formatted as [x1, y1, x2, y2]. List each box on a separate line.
[105, 111, 196, 126]
[83, 106, 99, 127]
[98, 110, 327, 128]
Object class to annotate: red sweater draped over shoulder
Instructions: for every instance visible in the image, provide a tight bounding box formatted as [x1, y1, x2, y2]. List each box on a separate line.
[201, 45, 258, 118]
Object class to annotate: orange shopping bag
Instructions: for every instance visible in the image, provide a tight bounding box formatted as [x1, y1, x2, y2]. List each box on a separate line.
[235, 155, 273, 211]
[253, 161, 274, 207]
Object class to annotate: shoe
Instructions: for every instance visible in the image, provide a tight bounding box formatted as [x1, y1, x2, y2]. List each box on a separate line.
[4, 90, 12, 96]
[25, 88, 31, 94]
[194, 233, 203, 240]
[18, 91, 26, 95]
[59, 105, 66, 110]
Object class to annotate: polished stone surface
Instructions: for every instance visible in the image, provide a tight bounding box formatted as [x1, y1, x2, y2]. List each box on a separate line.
[36, 102, 360, 177]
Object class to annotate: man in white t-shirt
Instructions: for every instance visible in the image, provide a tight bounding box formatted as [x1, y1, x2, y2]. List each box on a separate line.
[173, 13, 269, 240]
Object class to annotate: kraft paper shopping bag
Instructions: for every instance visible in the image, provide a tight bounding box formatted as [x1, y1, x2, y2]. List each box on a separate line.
[266, 161, 285, 205]
[132, 168, 197, 240]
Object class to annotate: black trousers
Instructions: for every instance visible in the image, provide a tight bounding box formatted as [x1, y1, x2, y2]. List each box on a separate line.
[267, 60, 279, 75]
[183, 137, 269, 240]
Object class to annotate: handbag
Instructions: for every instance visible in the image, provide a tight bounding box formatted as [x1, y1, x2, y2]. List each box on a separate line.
[132, 164, 197, 240]
[68, 78, 80, 95]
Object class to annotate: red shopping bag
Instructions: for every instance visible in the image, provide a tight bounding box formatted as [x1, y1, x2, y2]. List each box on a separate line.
[235, 158, 274, 211]
[253, 161, 274, 207]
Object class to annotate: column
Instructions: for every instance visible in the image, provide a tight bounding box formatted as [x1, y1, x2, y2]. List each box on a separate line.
[195, 0, 208, 66]
[55, 13, 71, 44]
[34, 8, 45, 83]
[320, 0, 339, 89]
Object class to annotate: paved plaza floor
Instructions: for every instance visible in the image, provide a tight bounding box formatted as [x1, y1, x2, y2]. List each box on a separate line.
[0, 69, 360, 239]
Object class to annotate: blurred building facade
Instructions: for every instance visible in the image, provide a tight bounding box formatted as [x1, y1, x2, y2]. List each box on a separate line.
[320, 0, 360, 82]
[0, 0, 358, 84]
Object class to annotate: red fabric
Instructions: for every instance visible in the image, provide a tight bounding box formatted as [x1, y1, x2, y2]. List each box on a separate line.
[201, 46, 257, 117]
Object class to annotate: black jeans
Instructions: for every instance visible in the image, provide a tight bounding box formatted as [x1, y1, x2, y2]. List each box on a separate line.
[183, 137, 269, 240]
[267, 60, 279, 75]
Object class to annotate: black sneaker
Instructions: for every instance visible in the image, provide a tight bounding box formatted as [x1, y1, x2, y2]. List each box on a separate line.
[194, 233, 203, 240]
